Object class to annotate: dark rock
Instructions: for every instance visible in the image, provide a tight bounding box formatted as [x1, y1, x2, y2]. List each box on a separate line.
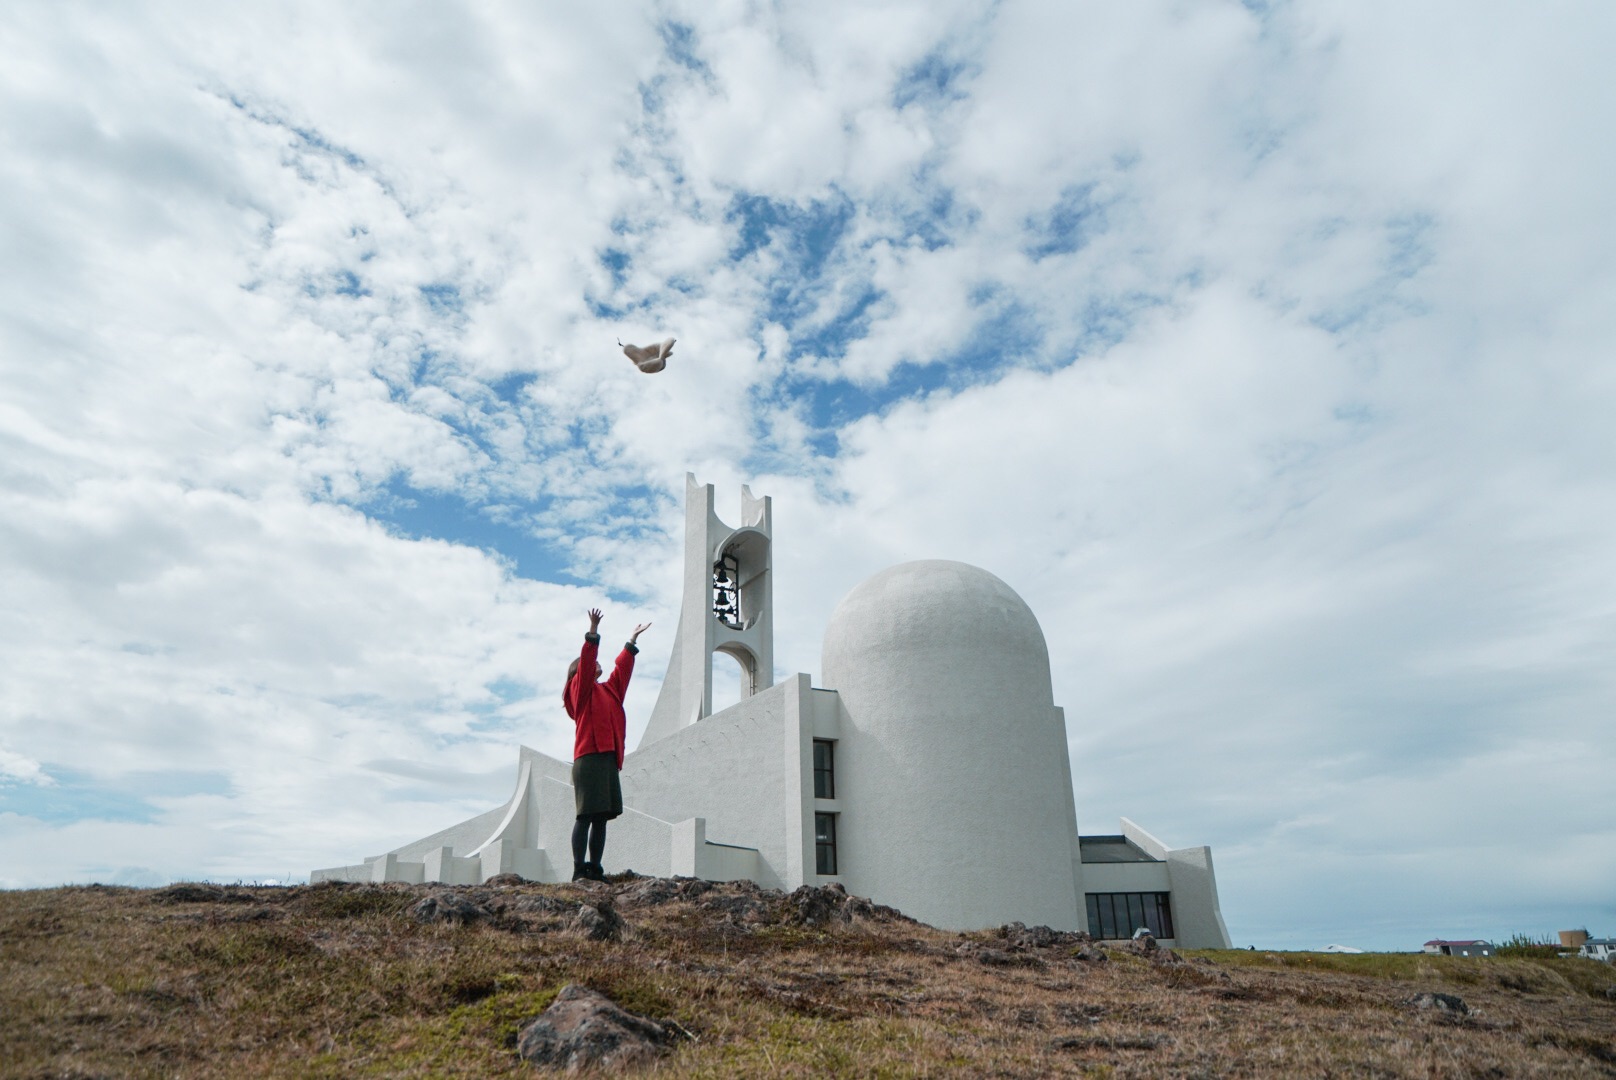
[700, 892, 770, 924]
[955, 941, 1025, 966]
[1407, 992, 1469, 1014]
[221, 907, 279, 923]
[1130, 931, 1159, 952]
[1053, 1033, 1166, 1051]
[483, 873, 527, 886]
[152, 884, 254, 905]
[411, 894, 492, 925]
[1073, 946, 1108, 963]
[788, 882, 850, 926]
[570, 899, 624, 941]
[784, 881, 906, 927]
[516, 984, 679, 1070]
[999, 921, 1093, 951]
[509, 894, 574, 916]
[677, 877, 714, 898]
[618, 878, 682, 907]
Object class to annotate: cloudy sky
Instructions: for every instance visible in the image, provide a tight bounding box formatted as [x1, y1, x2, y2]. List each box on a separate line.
[3, 1, 1612, 949]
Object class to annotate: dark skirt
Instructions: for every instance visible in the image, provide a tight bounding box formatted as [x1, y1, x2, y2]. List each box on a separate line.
[572, 751, 622, 820]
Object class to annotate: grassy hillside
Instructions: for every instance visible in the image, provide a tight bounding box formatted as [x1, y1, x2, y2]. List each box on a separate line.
[3, 876, 1613, 1077]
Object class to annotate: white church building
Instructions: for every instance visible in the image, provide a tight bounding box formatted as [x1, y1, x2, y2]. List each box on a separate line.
[314, 476, 1233, 949]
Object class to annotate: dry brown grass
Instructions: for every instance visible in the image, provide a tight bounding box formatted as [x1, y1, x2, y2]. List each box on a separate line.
[3, 878, 1614, 1078]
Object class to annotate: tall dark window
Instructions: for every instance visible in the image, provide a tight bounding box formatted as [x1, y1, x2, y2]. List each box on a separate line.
[814, 812, 838, 875]
[1084, 892, 1174, 939]
[813, 739, 835, 799]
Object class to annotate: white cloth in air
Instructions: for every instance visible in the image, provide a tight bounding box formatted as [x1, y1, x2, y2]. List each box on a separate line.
[620, 337, 676, 373]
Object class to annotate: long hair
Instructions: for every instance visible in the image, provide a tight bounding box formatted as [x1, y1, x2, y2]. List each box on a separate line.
[563, 658, 581, 718]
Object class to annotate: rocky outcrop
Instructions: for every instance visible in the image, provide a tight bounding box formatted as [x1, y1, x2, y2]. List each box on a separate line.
[569, 899, 624, 941]
[482, 872, 528, 886]
[151, 884, 255, 905]
[784, 881, 908, 927]
[516, 984, 682, 1070]
[411, 894, 493, 926]
[1407, 992, 1469, 1015]
[997, 920, 1092, 951]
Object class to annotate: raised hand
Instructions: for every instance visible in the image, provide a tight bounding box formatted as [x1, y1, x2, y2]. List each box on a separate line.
[630, 622, 652, 643]
[588, 608, 603, 632]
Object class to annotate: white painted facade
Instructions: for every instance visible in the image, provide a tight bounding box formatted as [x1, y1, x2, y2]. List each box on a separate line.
[313, 475, 1233, 949]
[1579, 939, 1615, 963]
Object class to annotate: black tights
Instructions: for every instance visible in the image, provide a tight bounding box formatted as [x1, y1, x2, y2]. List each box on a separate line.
[571, 814, 608, 865]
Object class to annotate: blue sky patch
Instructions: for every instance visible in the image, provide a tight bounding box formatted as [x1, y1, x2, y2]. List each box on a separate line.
[1025, 183, 1107, 261]
[333, 269, 369, 297]
[301, 268, 371, 300]
[658, 20, 710, 78]
[374, 477, 578, 582]
[786, 284, 885, 362]
[727, 192, 854, 276]
[893, 49, 973, 108]
[491, 371, 537, 406]
[949, 297, 1045, 373]
[899, 184, 967, 251]
[587, 295, 631, 320]
[600, 247, 631, 287]
[726, 192, 866, 341]
[419, 282, 464, 316]
[0, 768, 230, 825]
[794, 361, 956, 432]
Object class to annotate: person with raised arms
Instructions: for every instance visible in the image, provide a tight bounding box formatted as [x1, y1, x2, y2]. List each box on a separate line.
[562, 607, 650, 881]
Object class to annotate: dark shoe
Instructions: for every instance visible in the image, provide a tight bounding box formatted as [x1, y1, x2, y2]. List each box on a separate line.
[586, 861, 606, 881]
[572, 862, 588, 882]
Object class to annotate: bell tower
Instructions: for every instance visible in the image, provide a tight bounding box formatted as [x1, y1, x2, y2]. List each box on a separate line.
[638, 474, 774, 747]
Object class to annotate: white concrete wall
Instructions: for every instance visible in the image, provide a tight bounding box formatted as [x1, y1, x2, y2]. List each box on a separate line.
[1081, 861, 1172, 893]
[386, 805, 510, 865]
[822, 561, 1085, 931]
[537, 774, 678, 878]
[672, 818, 761, 881]
[618, 676, 808, 890]
[1121, 818, 1232, 949]
[1165, 846, 1232, 949]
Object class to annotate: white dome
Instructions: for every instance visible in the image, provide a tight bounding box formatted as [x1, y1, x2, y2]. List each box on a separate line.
[819, 560, 1080, 931]
[822, 560, 1053, 708]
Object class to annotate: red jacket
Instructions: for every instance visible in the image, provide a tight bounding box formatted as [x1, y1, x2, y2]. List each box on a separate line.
[563, 633, 636, 769]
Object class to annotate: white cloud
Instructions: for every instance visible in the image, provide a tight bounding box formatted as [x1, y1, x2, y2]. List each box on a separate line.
[1, 2, 1612, 948]
[0, 747, 52, 787]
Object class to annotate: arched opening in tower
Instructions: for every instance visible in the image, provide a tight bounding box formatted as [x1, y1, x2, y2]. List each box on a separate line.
[710, 650, 746, 714]
[713, 641, 760, 711]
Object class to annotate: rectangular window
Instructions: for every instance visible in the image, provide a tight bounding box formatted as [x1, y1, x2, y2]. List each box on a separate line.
[814, 812, 838, 875]
[1085, 892, 1174, 939]
[813, 739, 835, 799]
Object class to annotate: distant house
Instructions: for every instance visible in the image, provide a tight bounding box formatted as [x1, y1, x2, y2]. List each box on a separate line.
[1579, 939, 1615, 963]
[1423, 939, 1494, 957]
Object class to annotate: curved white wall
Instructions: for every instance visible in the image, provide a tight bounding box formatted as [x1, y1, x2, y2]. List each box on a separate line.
[821, 560, 1084, 931]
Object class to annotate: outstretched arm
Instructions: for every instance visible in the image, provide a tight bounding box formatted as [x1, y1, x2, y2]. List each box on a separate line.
[574, 609, 603, 711]
[605, 621, 650, 699]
